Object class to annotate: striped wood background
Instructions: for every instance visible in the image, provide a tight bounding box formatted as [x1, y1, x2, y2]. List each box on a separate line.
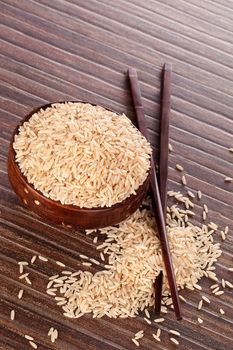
[0, 0, 233, 349]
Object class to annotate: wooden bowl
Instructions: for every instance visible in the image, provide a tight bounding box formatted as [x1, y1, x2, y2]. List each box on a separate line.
[8, 102, 150, 229]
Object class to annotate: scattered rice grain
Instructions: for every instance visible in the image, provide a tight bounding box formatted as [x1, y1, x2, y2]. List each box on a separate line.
[134, 330, 144, 340]
[224, 177, 233, 182]
[25, 277, 32, 285]
[197, 190, 202, 200]
[170, 337, 179, 345]
[181, 175, 187, 186]
[221, 231, 226, 241]
[79, 254, 89, 260]
[198, 300, 203, 310]
[176, 164, 184, 172]
[19, 273, 29, 279]
[187, 191, 195, 198]
[214, 290, 224, 296]
[220, 308, 225, 315]
[144, 317, 151, 324]
[225, 281, 233, 288]
[38, 255, 48, 262]
[202, 211, 206, 220]
[202, 296, 210, 303]
[179, 295, 186, 302]
[18, 289, 24, 300]
[25, 335, 34, 340]
[18, 261, 28, 266]
[29, 341, 37, 349]
[10, 309, 15, 320]
[93, 236, 98, 244]
[30, 255, 37, 264]
[169, 330, 180, 336]
[48, 327, 54, 336]
[132, 338, 139, 346]
[152, 334, 161, 342]
[194, 284, 202, 290]
[100, 252, 105, 261]
[89, 258, 100, 265]
[210, 284, 219, 289]
[154, 318, 164, 323]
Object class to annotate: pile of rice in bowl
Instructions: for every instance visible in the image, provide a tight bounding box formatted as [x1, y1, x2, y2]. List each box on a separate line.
[13, 102, 152, 208]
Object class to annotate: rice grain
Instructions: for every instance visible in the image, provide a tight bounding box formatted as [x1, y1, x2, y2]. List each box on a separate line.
[181, 175, 187, 186]
[132, 338, 139, 346]
[198, 300, 203, 310]
[38, 255, 48, 262]
[18, 289, 24, 300]
[197, 190, 202, 200]
[170, 338, 179, 345]
[25, 335, 34, 340]
[187, 191, 195, 198]
[202, 296, 210, 304]
[29, 341, 37, 349]
[169, 330, 180, 336]
[10, 309, 15, 320]
[154, 318, 164, 323]
[31, 255, 37, 264]
[221, 231, 226, 241]
[144, 317, 151, 324]
[225, 281, 233, 288]
[224, 177, 233, 182]
[152, 334, 161, 342]
[176, 164, 184, 172]
[214, 291, 224, 296]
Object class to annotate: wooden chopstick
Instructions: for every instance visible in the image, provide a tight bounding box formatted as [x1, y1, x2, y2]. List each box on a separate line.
[154, 63, 172, 315]
[128, 67, 182, 320]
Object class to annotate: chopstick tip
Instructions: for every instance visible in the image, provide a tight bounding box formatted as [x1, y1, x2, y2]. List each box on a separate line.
[128, 67, 138, 77]
[164, 63, 172, 72]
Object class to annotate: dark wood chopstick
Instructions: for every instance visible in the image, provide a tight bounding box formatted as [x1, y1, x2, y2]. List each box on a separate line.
[154, 63, 172, 315]
[128, 67, 182, 320]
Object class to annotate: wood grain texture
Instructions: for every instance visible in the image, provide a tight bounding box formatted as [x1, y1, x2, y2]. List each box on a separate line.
[0, 0, 233, 349]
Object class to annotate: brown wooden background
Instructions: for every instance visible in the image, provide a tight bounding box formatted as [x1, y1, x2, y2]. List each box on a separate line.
[0, 0, 233, 349]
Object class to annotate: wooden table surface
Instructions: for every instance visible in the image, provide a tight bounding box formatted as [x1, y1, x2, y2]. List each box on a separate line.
[1, 1, 233, 349]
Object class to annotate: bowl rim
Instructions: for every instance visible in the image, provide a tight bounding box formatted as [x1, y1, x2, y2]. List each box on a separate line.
[9, 100, 151, 212]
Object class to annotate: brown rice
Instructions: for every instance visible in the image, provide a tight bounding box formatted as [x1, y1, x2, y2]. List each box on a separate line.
[46, 200, 222, 320]
[13, 102, 152, 208]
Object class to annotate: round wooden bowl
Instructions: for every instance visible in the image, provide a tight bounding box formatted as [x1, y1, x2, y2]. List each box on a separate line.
[8, 102, 150, 229]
